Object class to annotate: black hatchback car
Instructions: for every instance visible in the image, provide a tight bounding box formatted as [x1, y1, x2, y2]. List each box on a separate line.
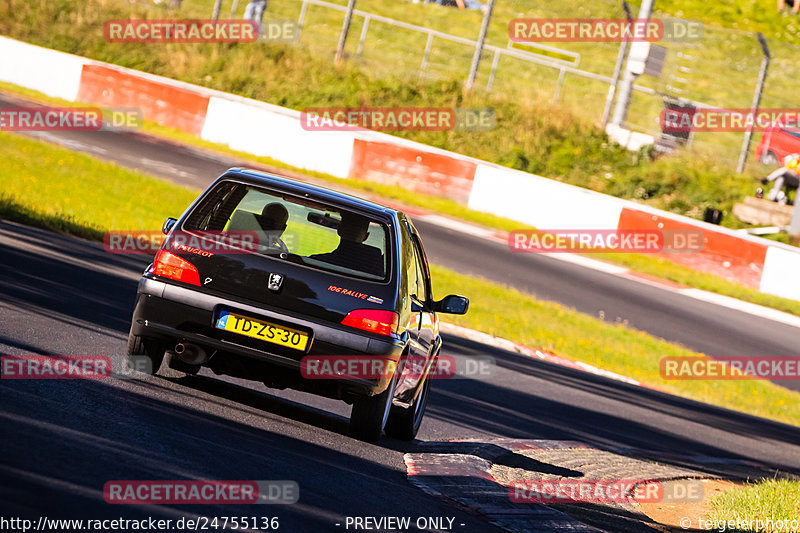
[127, 168, 469, 442]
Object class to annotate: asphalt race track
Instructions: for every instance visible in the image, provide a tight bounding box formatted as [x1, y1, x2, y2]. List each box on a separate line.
[2, 221, 800, 531]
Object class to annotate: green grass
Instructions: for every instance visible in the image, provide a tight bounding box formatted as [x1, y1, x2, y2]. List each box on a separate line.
[3, 130, 800, 428]
[0, 131, 198, 235]
[431, 265, 800, 427]
[708, 479, 800, 532]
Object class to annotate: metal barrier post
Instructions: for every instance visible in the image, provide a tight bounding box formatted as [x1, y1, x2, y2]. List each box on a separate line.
[790, 199, 800, 237]
[356, 16, 370, 55]
[553, 67, 566, 103]
[601, 1, 632, 127]
[736, 33, 771, 174]
[611, 0, 654, 127]
[211, 0, 223, 20]
[486, 49, 501, 91]
[466, 0, 494, 89]
[420, 32, 434, 74]
[335, 0, 357, 64]
[295, 0, 308, 43]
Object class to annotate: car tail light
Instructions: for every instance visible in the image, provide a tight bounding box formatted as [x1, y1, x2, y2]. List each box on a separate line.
[341, 309, 399, 337]
[150, 250, 200, 286]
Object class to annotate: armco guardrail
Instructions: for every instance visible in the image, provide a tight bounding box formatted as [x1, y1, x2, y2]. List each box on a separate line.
[2, 36, 799, 302]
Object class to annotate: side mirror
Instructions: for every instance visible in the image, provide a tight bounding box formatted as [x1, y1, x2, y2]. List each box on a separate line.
[433, 295, 469, 315]
[162, 217, 177, 235]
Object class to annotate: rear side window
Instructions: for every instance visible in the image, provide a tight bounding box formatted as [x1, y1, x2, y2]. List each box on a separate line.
[184, 182, 391, 281]
[412, 244, 429, 303]
[781, 127, 800, 141]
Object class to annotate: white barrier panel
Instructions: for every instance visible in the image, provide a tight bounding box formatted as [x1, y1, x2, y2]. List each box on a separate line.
[760, 246, 800, 301]
[605, 124, 655, 152]
[468, 164, 625, 229]
[201, 96, 355, 179]
[0, 37, 86, 101]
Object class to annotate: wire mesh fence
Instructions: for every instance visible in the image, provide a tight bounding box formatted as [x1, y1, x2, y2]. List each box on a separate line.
[188, 0, 800, 167]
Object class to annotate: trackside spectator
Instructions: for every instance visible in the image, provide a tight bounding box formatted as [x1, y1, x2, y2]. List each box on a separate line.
[779, 0, 800, 14]
[762, 153, 800, 204]
[244, 0, 268, 37]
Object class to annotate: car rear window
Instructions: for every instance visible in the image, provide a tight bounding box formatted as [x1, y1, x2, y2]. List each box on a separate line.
[183, 181, 391, 281]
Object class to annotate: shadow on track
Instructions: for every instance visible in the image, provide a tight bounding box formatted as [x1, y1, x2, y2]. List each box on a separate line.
[2, 220, 799, 533]
[0, 374, 505, 531]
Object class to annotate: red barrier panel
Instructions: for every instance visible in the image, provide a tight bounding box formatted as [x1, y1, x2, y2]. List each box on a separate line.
[618, 208, 767, 288]
[349, 140, 477, 203]
[77, 64, 209, 135]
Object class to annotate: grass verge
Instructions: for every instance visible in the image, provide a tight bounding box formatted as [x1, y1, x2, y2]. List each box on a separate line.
[432, 265, 800, 427]
[0, 131, 197, 234]
[708, 479, 800, 532]
[0, 0, 782, 224]
[2, 130, 800, 428]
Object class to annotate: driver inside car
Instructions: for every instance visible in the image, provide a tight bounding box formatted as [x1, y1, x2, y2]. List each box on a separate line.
[310, 212, 384, 276]
[255, 202, 290, 252]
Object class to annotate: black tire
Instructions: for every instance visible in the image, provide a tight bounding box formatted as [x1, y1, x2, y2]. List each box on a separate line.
[165, 352, 200, 375]
[761, 151, 779, 166]
[349, 371, 399, 443]
[385, 377, 431, 441]
[125, 332, 167, 375]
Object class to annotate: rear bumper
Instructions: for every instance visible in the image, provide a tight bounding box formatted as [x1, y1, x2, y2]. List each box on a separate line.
[131, 277, 405, 397]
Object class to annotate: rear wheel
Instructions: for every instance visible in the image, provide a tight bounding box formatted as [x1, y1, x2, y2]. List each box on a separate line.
[349, 371, 399, 443]
[166, 351, 200, 375]
[385, 377, 431, 441]
[125, 332, 167, 375]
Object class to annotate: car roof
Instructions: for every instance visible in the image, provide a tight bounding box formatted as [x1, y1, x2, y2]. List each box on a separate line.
[219, 168, 400, 218]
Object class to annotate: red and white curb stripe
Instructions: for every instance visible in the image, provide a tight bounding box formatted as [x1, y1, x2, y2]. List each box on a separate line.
[404, 440, 606, 533]
[404, 439, 773, 533]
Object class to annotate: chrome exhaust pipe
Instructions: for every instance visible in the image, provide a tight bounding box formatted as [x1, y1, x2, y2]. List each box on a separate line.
[174, 342, 208, 366]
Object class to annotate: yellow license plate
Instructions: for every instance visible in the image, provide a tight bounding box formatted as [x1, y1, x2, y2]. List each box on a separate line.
[215, 311, 309, 351]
